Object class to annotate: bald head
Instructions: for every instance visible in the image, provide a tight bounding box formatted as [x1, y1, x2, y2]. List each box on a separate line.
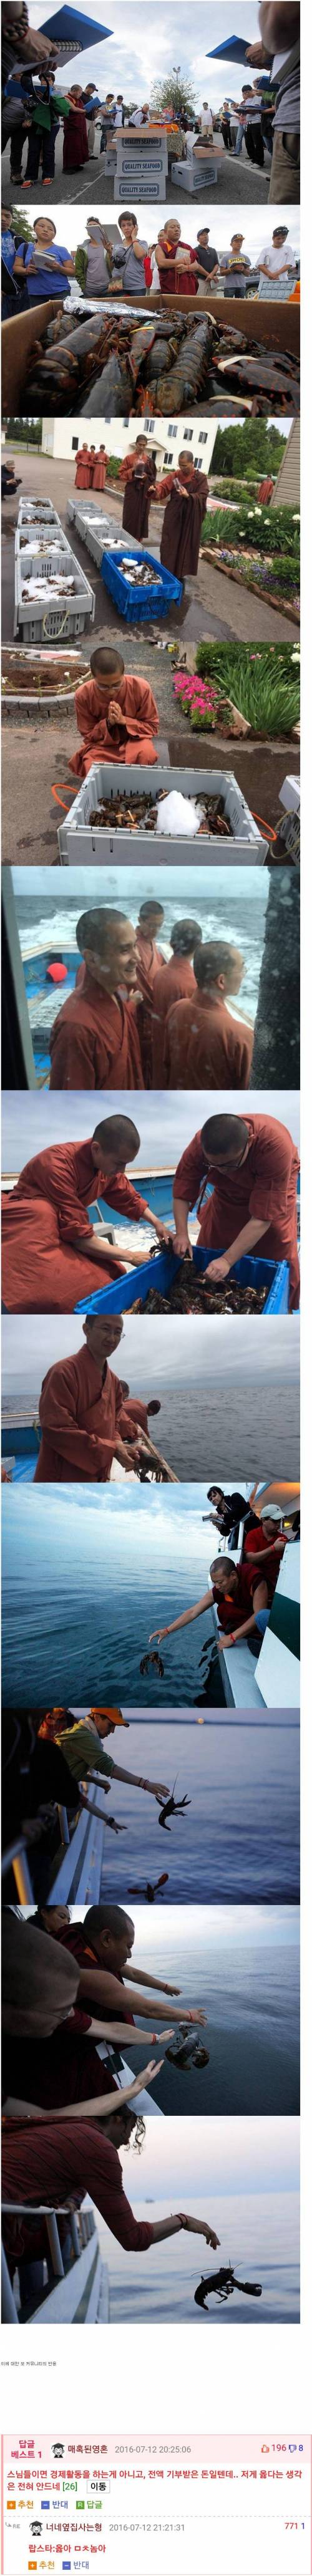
[76, 906, 139, 999]
[170, 919, 202, 958]
[193, 941, 245, 996]
[91, 1115, 140, 1177]
[201, 1115, 249, 1166]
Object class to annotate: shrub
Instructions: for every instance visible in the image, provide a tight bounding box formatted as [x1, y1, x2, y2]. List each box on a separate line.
[105, 455, 124, 479]
[202, 503, 300, 556]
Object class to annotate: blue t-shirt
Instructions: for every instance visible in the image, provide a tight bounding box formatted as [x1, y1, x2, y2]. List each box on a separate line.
[23, 243, 70, 297]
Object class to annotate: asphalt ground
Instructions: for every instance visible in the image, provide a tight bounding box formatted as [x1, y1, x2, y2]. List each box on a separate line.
[2, 452, 298, 652]
[2, 128, 270, 209]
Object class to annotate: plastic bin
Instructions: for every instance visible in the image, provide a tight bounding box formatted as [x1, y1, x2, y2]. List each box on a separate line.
[18, 499, 61, 524]
[14, 542, 95, 642]
[57, 761, 268, 864]
[99, 544, 183, 622]
[16, 528, 71, 561]
[76, 1245, 290, 1317]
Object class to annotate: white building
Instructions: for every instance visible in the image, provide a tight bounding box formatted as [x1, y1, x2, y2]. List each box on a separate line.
[41, 417, 218, 474]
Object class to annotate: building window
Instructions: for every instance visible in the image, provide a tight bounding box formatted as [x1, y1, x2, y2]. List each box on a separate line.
[198, 432, 207, 445]
[183, 425, 193, 440]
[72, 438, 79, 451]
[168, 423, 177, 437]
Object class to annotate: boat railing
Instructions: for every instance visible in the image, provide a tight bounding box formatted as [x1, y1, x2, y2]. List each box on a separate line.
[2, 2202, 99, 2325]
[1, 1782, 106, 1906]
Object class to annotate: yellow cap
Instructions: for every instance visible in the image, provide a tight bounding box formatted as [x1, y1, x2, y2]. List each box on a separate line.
[90, 1705, 129, 1727]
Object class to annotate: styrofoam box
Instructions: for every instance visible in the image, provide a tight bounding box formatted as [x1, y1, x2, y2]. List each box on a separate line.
[14, 543, 95, 642]
[58, 761, 268, 863]
[172, 157, 218, 190]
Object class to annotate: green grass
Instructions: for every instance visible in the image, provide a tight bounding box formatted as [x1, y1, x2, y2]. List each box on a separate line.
[195, 644, 300, 738]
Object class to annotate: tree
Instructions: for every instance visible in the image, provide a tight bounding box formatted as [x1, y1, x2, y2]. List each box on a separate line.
[6, 417, 42, 445]
[10, 203, 33, 244]
[211, 422, 287, 480]
[150, 72, 197, 121]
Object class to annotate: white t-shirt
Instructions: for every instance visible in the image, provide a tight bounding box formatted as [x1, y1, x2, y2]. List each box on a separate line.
[259, 241, 296, 272]
[200, 106, 213, 129]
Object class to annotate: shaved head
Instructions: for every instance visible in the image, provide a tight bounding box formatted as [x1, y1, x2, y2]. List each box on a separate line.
[201, 1115, 249, 1163]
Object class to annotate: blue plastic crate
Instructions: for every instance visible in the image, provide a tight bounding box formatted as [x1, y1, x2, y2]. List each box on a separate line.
[76, 1245, 290, 1318]
[99, 546, 182, 622]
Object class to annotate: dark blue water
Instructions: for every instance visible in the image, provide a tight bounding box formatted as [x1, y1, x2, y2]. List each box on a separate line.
[102, 2250, 300, 2327]
[99, 1720, 300, 1904]
[1, 1485, 222, 1709]
[124, 1907, 300, 2116]
[1, 1486, 298, 1710]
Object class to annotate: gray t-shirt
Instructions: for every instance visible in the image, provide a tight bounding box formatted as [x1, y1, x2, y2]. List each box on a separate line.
[114, 241, 148, 293]
[85, 241, 111, 293]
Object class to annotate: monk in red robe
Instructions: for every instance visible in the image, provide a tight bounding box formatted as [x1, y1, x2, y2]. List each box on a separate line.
[134, 899, 165, 1087]
[92, 446, 108, 490]
[69, 644, 159, 780]
[156, 451, 208, 581]
[119, 1383, 162, 1442]
[172, 1111, 300, 1310]
[2, 1113, 170, 1314]
[163, 940, 253, 1090]
[151, 920, 202, 1086]
[74, 445, 92, 490]
[119, 438, 157, 540]
[49, 906, 144, 1091]
[62, 85, 89, 171]
[34, 1317, 157, 1485]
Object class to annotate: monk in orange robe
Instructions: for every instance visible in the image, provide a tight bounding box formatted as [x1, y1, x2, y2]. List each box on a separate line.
[151, 920, 202, 1086]
[92, 446, 108, 490]
[69, 644, 159, 780]
[163, 940, 253, 1090]
[134, 899, 165, 1086]
[49, 906, 144, 1091]
[173, 1112, 300, 1310]
[2, 1114, 170, 1314]
[74, 446, 93, 489]
[119, 438, 157, 540]
[34, 1317, 154, 1484]
[155, 451, 208, 581]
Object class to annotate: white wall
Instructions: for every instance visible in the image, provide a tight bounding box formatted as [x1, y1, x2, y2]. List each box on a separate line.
[41, 416, 217, 471]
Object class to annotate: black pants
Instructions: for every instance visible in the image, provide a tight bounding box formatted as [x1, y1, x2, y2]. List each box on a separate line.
[2, 117, 25, 179]
[221, 118, 232, 150]
[245, 120, 264, 166]
[25, 121, 56, 181]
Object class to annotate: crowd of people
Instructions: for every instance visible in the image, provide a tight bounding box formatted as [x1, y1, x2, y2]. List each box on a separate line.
[150, 1483, 300, 1667]
[2, 1903, 216, 2315]
[41, 895, 254, 1096]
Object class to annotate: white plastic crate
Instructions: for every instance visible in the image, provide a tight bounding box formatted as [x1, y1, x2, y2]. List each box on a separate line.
[16, 526, 71, 561]
[58, 761, 268, 863]
[14, 541, 95, 642]
[17, 498, 61, 525]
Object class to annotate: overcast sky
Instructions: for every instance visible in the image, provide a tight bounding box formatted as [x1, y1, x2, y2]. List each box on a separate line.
[1, 1310, 300, 1399]
[19, 201, 300, 258]
[13, 863, 269, 909]
[2, 1089, 300, 1171]
[31, 1, 263, 110]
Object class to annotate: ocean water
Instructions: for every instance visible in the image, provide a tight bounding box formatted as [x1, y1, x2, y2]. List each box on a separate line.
[117, 1907, 300, 2118]
[1, 1485, 298, 1709]
[96, 2188, 300, 2325]
[99, 1720, 300, 1904]
[17, 885, 268, 1031]
[2, 1384, 300, 1482]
